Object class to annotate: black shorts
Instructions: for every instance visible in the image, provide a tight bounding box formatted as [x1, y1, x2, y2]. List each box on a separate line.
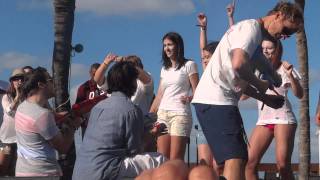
[194, 103, 248, 164]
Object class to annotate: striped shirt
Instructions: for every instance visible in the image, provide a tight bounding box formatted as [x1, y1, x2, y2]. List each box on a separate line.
[15, 100, 61, 176]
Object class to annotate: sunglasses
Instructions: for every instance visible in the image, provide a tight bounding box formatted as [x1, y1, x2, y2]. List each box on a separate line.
[11, 76, 24, 82]
[281, 27, 296, 37]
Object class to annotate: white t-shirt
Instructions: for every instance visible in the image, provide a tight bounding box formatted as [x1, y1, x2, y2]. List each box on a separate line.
[131, 77, 154, 116]
[0, 94, 16, 143]
[256, 65, 301, 125]
[98, 73, 154, 116]
[192, 19, 262, 106]
[158, 60, 198, 114]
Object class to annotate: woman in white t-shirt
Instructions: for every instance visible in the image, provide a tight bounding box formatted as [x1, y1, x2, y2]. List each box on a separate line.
[150, 32, 199, 160]
[245, 39, 303, 180]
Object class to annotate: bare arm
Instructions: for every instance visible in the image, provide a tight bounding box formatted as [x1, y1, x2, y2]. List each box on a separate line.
[226, 0, 235, 27]
[197, 13, 207, 58]
[180, 73, 199, 104]
[189, 73, 199, 96]
[149, 79, 165, 113]
[94, 53, 117, 86]
[282, 61, 303, 99]
[231, 48, 269, 93]
[136, 67, 152, 84]
[243, 85, 284, 109]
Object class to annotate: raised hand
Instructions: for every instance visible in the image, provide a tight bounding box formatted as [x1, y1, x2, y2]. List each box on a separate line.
[197, 13, 207, 27]
[226, 0, 235, 17]
[282, 61, 293, 77]
[103, 52, 117, 65]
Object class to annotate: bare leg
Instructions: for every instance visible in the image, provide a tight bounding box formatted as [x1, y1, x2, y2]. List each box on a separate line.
[151, 160, 188, 180]
[198, 144, 213, 166]
[274, 124, 296, 180]
[198, 144, 220, 175]
[223, 158, 246, 180]
[245, 125, 274, 180]
[170, 136, 188, 160]
[189, 165, 219, 180]
[157, 134, 171, 158]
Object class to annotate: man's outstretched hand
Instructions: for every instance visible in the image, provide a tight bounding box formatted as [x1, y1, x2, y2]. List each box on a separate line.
[263, 94, 285, 109]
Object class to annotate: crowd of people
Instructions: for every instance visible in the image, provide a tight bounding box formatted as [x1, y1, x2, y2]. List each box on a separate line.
[0, 1, 313, 180]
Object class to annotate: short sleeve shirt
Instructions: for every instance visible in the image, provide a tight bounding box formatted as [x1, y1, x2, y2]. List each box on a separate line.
[15, 100, 61, 176]
[159, 60, 198, 114]
[192, 19, 262, 106]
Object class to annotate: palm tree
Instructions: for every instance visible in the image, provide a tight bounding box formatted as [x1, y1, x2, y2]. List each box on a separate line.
[294, 0, 310, 179]
[52, 0, 76, 179]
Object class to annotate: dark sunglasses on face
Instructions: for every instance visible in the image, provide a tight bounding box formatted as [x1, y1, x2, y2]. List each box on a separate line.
[281, 26, 296, 37]
[11, 76, 24, 82]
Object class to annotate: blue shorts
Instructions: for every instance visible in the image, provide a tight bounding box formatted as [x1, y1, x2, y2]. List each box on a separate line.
[193, 103, 248, 164]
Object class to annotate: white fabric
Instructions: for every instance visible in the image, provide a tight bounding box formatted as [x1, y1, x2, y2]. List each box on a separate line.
[158, 60, 198, 114]
[131, 77, 154, 116]
[116, 152, 166, 180]
[0, 94, 16, 143]
[192, 19, 262, 106]
[98, 72, 154, 116]
[256, 65, 300, 125]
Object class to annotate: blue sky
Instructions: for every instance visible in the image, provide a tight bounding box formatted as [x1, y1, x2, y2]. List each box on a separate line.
[1, 0, 319, 163]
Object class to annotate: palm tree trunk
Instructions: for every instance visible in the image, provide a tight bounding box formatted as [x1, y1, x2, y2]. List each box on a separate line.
[52, 0, 75, 112]
[294, 0, 310, 179]
[52, 0, 76, 179]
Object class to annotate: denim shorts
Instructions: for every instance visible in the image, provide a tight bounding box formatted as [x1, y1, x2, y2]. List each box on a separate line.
[194, 103, 248, 164]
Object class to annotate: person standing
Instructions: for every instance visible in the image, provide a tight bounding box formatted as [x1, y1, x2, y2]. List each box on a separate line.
[195, 2, 235, 172]
[15, 67, 82, 176]
[192, 2, 303, 180]
[149, 32, 199, 160]
[245, 38, 303, 180]
[75, 63, 103, 138]
[0, 68, 25, 176]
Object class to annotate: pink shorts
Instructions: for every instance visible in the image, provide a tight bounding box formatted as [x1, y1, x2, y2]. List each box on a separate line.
[263, 124, 275, 131]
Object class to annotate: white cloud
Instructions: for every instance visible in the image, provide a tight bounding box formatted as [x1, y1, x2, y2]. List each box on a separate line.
[0, 52, 48, 72]
[76, 0, 195, 16]
[16, 0, 195, 17]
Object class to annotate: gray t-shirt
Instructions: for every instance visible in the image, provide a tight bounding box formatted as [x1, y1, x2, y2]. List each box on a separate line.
[72, 91, 144, 180]
[15, 100, 61, 176]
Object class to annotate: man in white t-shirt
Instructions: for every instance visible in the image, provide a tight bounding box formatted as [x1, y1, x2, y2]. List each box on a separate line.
[192, 2, 303, 180]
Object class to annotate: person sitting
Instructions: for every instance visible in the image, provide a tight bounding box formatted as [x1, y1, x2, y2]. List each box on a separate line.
[72, 61, 165, 180]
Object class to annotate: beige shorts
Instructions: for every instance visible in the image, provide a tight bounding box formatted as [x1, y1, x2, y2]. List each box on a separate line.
[157, 110, 192, 137]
